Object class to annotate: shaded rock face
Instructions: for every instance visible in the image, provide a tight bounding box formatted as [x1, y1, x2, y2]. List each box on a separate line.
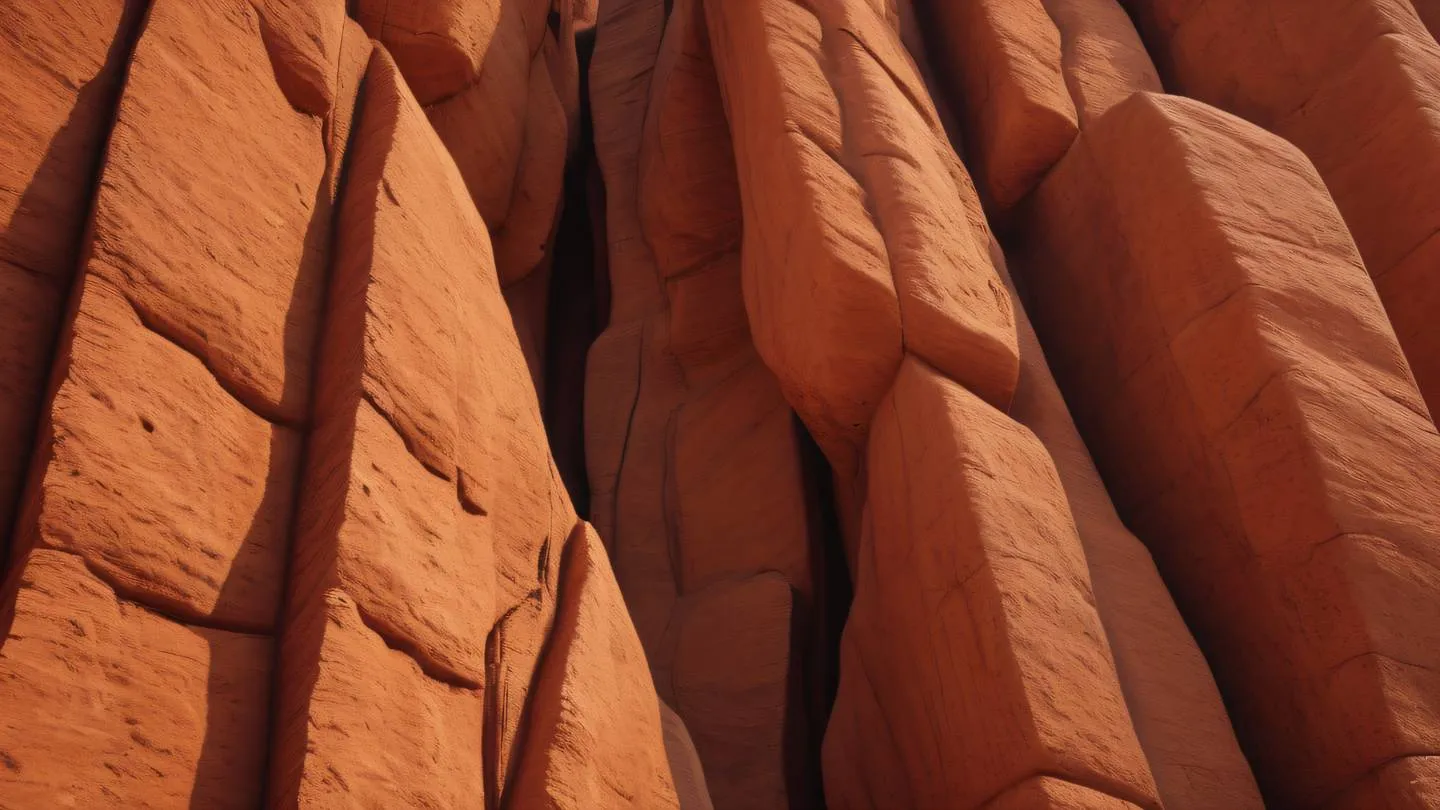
[4, 1, 1440, 810]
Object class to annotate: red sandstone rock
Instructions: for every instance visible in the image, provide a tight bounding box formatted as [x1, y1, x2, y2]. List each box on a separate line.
[269, 588, 486, 809]
[0, 550, 270, 808]
[84, 0, 335, 425]
[984, 777, 1141, 809]
[995, 251, 1263, 808]
[353, 0, 501, 103]
[1, 2, 690, 808]
[660, 701, 718, 810]
[1123, 0, 1440, 418]
[12, 275, 299, 631]
[509, 524, 681, 809]
[1036, 0, 1160, 123]
[254, 0, 348, 114]
[826, 355, 1158, 809]
[916, 0, 1078, 211]
[1018, 90, 1440, 809]
[0, 0, 143, 553]
[17, 1, 1440, 807]
[707, 0, 1023, 566]
[275, 43, 542, 793]
[672, 575, 796, 810]
[705, 0, 904, 505]
[588, 1, 819, 805]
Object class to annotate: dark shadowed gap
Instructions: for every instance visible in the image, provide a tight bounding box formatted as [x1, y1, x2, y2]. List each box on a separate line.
[544, 26, 603, 518]
[794, 414, 850, 810]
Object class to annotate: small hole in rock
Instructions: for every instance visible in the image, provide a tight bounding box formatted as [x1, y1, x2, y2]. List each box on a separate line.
[140, 418, 155, 433]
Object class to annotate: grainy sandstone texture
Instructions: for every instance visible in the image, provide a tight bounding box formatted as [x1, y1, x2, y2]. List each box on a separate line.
[5, 1, 1440, 809]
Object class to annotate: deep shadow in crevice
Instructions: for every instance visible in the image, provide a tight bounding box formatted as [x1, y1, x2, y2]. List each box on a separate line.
[544, 25, 604, 518]
[792, 414, 851, 809]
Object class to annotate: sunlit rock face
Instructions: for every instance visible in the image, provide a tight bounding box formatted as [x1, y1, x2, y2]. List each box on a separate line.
[5, 1, 1440, 808]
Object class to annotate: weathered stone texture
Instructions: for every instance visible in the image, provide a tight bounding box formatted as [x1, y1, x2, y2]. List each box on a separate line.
[1123, 0, 1440, 418]
[9, 2, 1440, 809]
[1018, 91, 1440, 809]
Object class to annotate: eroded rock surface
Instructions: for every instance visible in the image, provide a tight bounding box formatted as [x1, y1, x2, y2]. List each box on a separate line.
[6, 1, 1440, 809]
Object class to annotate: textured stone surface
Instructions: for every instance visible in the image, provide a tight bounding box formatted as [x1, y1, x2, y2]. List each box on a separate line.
[12, 275, 299, 632]
[996, 253, 1263, 809]
[12, 1, 1440, 809]
[1, 2, 688, 808]
[916, 0, 1078, 211]
[1019, 91, 1440, 809]
[0, 0, 144, 555]
[509, 524, 681, 810]
[1123, 0, 1440, 417]
[0, 550, 270, 808]
[826, 355, 1157, 809]
[588, 0, 823, 805]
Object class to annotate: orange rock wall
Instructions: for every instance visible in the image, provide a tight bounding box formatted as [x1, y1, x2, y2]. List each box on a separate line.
[0, 1, 683, 807]
[587, 0, 826, 805]
[9, 1, 1440, 809]
[1017, 91, 1440, 809]
[1122, 0, 1440, 423]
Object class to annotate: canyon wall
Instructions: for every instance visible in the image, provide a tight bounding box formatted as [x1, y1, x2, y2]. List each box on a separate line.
[5, 0, 1440, 809]
[0, 1, 686, 807]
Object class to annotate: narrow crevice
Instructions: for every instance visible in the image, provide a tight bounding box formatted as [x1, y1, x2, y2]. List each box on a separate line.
[495, 524, 582, 810]
[0, 0, 155, 583]
[544, 25, 602, 517]
[257, 40, 376, 808]
[795, 413, 851, 780]
[483, 591, 541, 810]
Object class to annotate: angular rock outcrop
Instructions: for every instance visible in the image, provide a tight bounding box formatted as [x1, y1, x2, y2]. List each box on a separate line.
[909, 6, 1261, 806]
[3, 0, 356, 802]
[1122, 0, 1440, 419]
[0, 0, 146, 559]
[1017, 91, 1440, 809]
[703, 0, 1169, 806]
[270, 44, 679, 809]
[2, 1, 689, 807]
[359, 0, 580, 396]
[588, 0, 827, 804]
[11, 2, 1440, 809]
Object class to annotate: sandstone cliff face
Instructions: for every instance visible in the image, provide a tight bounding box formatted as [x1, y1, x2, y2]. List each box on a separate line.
[0, 1, 682, 807]
[7, 1, 1440, 809]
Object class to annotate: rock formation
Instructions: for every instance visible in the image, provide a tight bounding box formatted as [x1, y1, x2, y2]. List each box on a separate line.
[5, 0, 1440, 808]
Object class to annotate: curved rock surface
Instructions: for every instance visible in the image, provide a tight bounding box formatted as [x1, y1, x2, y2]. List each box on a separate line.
[7, 1, 1440, 809]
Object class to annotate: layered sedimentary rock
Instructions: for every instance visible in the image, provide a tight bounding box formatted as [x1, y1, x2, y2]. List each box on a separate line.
[1, 1, 688, 807]
[1017, 91, 1440, 809]
[2, 0, 355, 800]
[703, 0, 1170, 806]
[357, 0, 580, 395]
[1122, 0, 1440, 419]
[12, 1, 1440, 809]
[588, 0, 825, 805]
[910, 6, 1261, 807]
[0, 0, 146, 560]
